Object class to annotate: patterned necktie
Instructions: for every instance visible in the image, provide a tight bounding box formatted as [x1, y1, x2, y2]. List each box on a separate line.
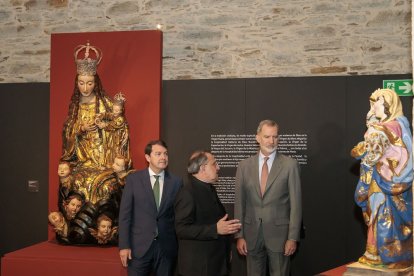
[153, 175, 160, 209]
[260, 157, 269, 197]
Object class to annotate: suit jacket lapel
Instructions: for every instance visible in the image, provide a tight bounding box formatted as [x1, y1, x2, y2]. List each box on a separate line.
[143, 170, 158, 212]
[264, 154, 283, 196]
[251, 154, 262, 198]
[158, 171, 171, 215]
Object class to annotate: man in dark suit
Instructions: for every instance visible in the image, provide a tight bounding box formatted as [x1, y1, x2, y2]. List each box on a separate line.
[234, 120, 302, 276]
[119, 140, 183, 276]
[174, 150, 241, 276]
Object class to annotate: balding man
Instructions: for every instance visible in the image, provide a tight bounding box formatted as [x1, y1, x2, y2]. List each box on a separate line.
[174, 150, 241, 276]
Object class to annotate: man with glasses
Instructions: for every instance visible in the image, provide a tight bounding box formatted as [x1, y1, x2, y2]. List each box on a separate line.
[174, 150, 241, 276]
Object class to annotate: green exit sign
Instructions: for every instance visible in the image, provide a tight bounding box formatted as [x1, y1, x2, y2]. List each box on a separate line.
[383, 79, 413, 96]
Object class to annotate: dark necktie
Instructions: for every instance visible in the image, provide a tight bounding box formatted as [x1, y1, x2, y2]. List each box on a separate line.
[153, 175, 160, 209]
[260, 157, 269, 197]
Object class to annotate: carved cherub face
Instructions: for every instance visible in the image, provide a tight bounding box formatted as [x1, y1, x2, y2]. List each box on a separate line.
[112, 157, 126, 173]
[58, 163, 71, 178]
[97, 218, 112, 238]
[64, 197, 83, 219]
[48, 211, 64, 227]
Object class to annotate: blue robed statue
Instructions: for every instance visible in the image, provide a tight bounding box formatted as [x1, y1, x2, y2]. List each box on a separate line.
[352, 88, 413, 269]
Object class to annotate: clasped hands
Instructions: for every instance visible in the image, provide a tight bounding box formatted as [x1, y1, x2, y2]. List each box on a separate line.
[216, 214, 241, 235]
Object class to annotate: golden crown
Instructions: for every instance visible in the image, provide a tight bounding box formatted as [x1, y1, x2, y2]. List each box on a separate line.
[74, 42, 102, 75]
[114, 92, 126, 103]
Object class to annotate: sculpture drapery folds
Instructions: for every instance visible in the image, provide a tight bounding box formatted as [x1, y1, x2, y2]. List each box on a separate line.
[49, 42, 133, 245]
[352, 88, 413, 269]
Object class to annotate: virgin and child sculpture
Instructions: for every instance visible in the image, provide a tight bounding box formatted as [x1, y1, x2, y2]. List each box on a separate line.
[352, 88, 413, 269]
[49, 42, 133, 245]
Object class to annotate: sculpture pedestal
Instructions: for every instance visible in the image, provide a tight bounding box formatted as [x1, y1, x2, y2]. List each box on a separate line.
[1, 240, 126, 276]
[344, 262, 412, 276]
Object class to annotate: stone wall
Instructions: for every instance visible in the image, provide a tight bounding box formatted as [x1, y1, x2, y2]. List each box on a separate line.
[0, 0, 411, 82]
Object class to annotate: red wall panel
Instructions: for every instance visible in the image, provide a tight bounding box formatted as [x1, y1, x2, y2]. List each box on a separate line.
[49, 31, 162, 239]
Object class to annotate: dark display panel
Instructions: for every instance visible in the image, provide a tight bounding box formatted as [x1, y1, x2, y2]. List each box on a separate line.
[162, 74, 412, 275]
[0, 83, 49, 267]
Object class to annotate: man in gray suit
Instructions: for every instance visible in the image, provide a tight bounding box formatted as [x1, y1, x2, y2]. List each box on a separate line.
[234, 119, 302, 276]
